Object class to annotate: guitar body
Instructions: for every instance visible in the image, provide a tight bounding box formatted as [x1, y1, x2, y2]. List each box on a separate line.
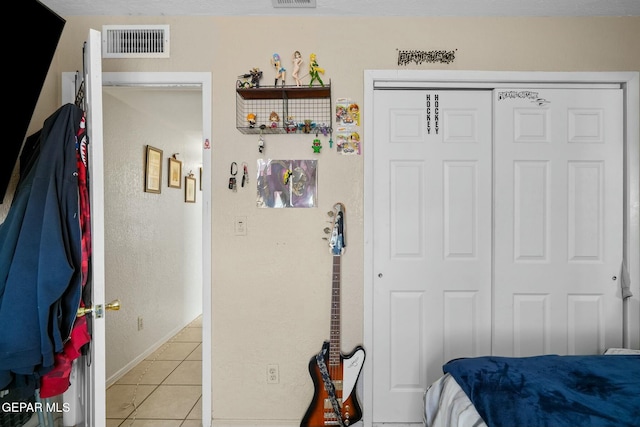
[301, 344, 366, 427]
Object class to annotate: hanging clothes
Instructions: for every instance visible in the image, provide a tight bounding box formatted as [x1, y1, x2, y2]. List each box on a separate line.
[0, 103, 85, 390]
[40, 112, 92, 398]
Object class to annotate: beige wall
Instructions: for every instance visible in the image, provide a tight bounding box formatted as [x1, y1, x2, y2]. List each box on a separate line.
[28, 15, 640, 423]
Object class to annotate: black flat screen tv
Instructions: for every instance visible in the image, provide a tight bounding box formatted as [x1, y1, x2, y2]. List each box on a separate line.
[2, 1, 65, 203]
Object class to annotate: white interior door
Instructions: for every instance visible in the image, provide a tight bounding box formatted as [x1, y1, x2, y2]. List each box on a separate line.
[493, 88, 623, 356]
[371, 89, 493, 423]
[60, 29, 106, 427]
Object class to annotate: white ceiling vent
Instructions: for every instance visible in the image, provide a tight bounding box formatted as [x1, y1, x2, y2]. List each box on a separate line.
[272, 0, 316, 8]
[102, 25, 170, 59]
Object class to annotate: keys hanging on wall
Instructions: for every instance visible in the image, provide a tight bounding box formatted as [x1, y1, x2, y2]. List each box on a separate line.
[229, 162, 238, 192]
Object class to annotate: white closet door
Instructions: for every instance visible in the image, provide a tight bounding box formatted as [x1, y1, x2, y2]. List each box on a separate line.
[371, 90, 492, 423]
[493, 88, 623, 357]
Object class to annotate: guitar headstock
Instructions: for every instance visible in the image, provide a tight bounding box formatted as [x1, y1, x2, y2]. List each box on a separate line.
[327, 202, 346, 256]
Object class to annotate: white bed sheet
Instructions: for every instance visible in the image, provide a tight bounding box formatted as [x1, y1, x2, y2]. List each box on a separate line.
[423, 348, 640, 427]
[423, 373, 486, 427]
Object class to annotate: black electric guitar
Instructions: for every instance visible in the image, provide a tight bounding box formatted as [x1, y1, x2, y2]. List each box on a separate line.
[301, 203, 366, 427]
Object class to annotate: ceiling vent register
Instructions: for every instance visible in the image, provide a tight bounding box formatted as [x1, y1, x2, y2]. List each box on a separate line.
[272, 0, 316, 8]
[102, 25, 170, 58]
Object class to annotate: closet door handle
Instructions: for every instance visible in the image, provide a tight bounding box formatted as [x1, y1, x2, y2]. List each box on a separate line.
[77, 299, 121, 318]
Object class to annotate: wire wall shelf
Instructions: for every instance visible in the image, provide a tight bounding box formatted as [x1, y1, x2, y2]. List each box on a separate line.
[236, 83, 331, 135]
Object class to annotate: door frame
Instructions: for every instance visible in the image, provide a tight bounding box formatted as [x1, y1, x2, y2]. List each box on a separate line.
[62, 71, 213, 427]
[363, 70, 639, 427]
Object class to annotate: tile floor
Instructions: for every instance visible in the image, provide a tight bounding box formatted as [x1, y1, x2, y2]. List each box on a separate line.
[106, 316, 203, 427]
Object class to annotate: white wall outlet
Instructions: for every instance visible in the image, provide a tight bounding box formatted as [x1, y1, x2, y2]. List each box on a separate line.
[234, 216, 247, 236]
[267, 364, 279, 384]
[137, 316, 144, 331]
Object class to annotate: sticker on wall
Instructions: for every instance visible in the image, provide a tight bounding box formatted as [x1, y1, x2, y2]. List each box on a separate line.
[397, 49, 457, 66]
[256, 159, 317, 208]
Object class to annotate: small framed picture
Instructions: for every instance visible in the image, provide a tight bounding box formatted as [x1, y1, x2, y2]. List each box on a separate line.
[199, 167, 203, 191]
[185, 176, 196, 203]
[144, 145, 163, 194]
[168, 157, 182, 188]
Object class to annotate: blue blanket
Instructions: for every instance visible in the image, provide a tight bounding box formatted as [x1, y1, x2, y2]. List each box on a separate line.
[443, 354, 640, 427]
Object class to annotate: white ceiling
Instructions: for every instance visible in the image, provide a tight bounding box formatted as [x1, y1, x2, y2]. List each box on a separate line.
[39, 0, 640, 17]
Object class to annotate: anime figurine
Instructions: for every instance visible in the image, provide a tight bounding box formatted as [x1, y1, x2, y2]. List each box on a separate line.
[292, 51, 303, 87]
[237, 68, 263, 88]
[271, 53, 286, 87]
[247, 113, 257, 128]
[269, 111, 280, 129]
[249, 68, 263, 88]
[308, 53, 325, 87]
[285, 116, 298, 133]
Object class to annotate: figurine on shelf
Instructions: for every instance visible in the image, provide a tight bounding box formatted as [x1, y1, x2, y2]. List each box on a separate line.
[292, 51, 303, 87]
[247, 113, 257, 128]
[249, 68, 263, 88]
[302, 119, 313, 134]
[271, 53, 286, 87]
[237, 68, 263, 88]
[285, 116, 298, 133]
[269, 111, 280, 129]
[308, 53, 325, 87]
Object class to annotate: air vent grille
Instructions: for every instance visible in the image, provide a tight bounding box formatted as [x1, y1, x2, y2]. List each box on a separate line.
[102, 25, 170, 58]
[272, 0, 316, 8]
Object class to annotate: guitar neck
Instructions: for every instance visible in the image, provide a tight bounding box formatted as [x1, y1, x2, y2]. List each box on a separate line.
[330, 255, 341, 367]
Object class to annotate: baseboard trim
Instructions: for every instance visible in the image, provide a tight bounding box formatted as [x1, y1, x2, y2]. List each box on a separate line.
[211, 420, 298, 427]
[211, 420, 363, 427]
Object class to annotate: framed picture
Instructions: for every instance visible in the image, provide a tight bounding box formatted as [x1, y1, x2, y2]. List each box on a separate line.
[144, 145, 163, 193]
[199, 167, 203, 191]
[185, 176, 196, 203]
[168, 157, 182, 188]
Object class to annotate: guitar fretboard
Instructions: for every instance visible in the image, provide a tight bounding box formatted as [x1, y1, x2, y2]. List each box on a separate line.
[329, 255, 341, 367]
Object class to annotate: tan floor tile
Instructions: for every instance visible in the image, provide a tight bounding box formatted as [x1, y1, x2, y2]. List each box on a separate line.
[172, 327, 202, 342]
[186, 343, 202, 361]
[120, 419, 183, 427]
[108, 319, 203, 425]
[186, 396, 202, 420]
[146, 342, 200, 361]
[106, 384, 157, 419]
[133, 385, 201, 419]
[116, 360, 181, 385]
[163, 361, 202, 385]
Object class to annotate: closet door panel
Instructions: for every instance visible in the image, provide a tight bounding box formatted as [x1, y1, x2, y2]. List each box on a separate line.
[371, 90, 492, 423]
[493, 88, 623, 357]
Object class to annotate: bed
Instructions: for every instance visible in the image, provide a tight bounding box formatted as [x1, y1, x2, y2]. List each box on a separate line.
[424, 348, 640, 427]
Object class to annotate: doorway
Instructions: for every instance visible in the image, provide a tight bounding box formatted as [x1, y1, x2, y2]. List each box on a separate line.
[61, 71, 212, 426]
